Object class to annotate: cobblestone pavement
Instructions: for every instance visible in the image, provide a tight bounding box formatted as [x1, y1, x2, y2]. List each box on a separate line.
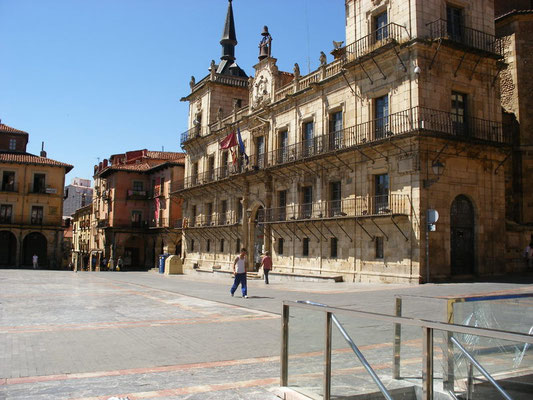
[1, 270, 532, 399]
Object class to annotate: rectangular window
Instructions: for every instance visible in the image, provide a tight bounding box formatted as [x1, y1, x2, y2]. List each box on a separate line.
[329, 111, 343, 150]
[9, 138, 17, 151]
[2, 171, 15, 192]
[451, 91, 467, 136]
[220, 200, 228, 224]
[191, 239, 195, 252]
[191, 205, 197, 227]
[255, 136, 265, 168]
[303, 121, 314, 157]
[221, 152, 229, 178]
[0, 204, 13, 223]
[278, 130, 288, 163]
[236, 238, 241, 253]
[237, 197, 243, 222]
[374, 174, 389, 213]
[208, 155, 215, 181]
[132, 181, 144, 192]
[302, 186, 313, 218]
[191, 162, 199, 185]
[303, 237, 310, 256]
[330, 237, 338, 258]
[206, 239, 211, 252]
[374, 95, 389, 139]
[375, 237, 384, 259]
[131, 210, 142, 227]
[220, 238, 225, 252]
[278, 238, 284, 255]
[278, 190, 287, 221]
[330, 181, 342, 216]
[31, 205, 43, 224]
[446, 5, 464, 42]
[374, 11, 388, 41]
[33, 173, 46, 193]
[206, 202, 213, 225]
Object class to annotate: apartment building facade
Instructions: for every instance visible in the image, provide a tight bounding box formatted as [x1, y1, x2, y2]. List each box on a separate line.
[176, 0, 518, 283]
[63, 177, 93, 217]
[0, 123, 73, 268]
[91, 149, 185, 270]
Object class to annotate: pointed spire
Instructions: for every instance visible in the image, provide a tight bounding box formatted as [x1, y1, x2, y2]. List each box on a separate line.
[220, 0, 237, 62]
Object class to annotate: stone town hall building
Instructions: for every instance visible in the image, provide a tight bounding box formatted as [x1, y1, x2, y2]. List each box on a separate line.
[174, 0, 532, 283]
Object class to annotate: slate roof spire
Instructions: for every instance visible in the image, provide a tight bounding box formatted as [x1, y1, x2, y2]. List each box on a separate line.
[220, 0, 237, 62]
[215, 0, 247, 77]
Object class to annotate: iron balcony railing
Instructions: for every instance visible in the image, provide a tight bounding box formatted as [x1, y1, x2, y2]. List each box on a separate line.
[180, 126, 210, 146]
[28, 185, 58, 195]
[126, 189, 149, 200]
[184, 211, 236, 228]
[344, 23, 410, 64]
[0, 183, 18, 192]
[97, 218, 148, 229]
[262, 194, 408, 223]
[427, 19, 503, 57]
[174, 107, 510, 192]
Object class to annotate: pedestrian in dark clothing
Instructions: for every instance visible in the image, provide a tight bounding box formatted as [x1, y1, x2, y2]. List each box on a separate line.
[261, 251, 272, 284]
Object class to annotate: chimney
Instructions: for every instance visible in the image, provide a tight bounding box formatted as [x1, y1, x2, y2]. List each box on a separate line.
[40, 142, 47, 158]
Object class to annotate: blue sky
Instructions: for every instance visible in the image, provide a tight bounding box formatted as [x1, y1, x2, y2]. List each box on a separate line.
[0, 0, 345, 182]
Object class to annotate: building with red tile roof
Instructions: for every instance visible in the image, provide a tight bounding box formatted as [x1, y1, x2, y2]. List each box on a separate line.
[0, 122, 73, 268]
[87, 150, 185, 270]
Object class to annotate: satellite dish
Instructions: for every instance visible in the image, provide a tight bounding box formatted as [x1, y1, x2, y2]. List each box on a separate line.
[427, 209, 439, 224]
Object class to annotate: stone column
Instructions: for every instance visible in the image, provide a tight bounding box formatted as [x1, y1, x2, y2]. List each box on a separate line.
[265, 174, 273, 254]
[242, 182, 250, 267]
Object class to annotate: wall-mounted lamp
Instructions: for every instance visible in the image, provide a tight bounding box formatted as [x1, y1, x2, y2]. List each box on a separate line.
[423, 160, 445, 188]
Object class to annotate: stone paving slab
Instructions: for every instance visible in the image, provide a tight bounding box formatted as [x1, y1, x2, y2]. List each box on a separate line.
[1, 269, 532, 399]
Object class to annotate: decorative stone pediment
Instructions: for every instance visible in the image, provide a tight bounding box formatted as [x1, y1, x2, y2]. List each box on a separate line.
[250, 58, 279, 111]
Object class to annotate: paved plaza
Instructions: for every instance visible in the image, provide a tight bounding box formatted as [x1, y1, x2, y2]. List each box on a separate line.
[1, 270, 532, 399]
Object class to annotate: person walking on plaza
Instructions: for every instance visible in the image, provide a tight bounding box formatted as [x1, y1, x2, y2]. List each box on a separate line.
[32, 254, 38, 269]
[231, 248, 248, 298]
[261, 251, 272, 284]
[108, 257, 114, 271]
[117, 256, 123, 271]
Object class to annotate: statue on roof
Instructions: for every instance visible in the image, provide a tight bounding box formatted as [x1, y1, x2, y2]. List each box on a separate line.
[258, 26, 272, 61]
[189, 76, 195, 90]
[320, 51, 327, 66]
[293, 63, 301, 79]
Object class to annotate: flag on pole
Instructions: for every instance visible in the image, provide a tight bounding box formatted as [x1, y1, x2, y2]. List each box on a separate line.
[236, 128, 249, 165]
[219, 131, 238, 149]
[230, 147, 238, 165]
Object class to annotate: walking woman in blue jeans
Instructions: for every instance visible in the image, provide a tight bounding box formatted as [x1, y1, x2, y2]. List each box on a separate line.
[231, 248, 248, 298]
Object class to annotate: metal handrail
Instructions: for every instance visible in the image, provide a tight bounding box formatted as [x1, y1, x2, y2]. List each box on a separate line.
[297, 301, 394, 400]
[450, 337, 512, 400]
[282, 300, 533, 400]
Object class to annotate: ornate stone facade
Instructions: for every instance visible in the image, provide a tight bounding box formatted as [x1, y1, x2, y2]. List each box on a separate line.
[175, 0, 523, 283]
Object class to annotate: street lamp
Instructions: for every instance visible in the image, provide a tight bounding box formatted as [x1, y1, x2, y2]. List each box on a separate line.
[423, 160, 445, 188]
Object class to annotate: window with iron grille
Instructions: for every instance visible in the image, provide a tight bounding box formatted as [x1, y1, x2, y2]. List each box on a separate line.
[303, 238, 309, 257]
[0, 204, 13, 223]
[31, 206, 43, 224]
[375, 236, 384, 259]
[330, 237, 338, 258]
[278, 238, 284, 255]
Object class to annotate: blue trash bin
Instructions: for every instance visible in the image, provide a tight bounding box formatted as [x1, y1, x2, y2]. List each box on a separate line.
[159, 254, 169, 273]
